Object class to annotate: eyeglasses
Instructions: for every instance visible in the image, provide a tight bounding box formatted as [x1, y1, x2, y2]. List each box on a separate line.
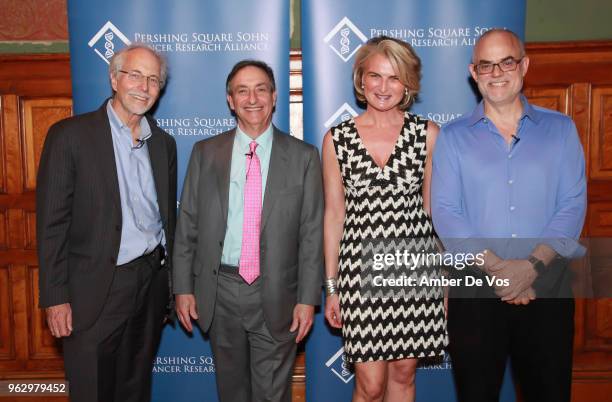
[118, 70, 164, 88]
[474, 57, 523, 75]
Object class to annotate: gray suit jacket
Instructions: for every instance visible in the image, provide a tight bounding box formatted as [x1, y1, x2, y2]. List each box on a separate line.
[173, 127, 323, 340]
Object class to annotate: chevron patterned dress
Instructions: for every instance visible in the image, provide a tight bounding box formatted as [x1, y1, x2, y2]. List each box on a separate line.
[332, 112, 447, 363]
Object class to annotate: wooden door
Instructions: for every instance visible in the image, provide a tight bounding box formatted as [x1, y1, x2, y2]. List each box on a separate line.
[523, 41, 612, 402]
[0, 54, 71, 401]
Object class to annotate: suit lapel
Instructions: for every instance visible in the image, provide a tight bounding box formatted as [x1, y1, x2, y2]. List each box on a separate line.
[93, 101, 121, 213]
[214, 130, 236, 227]
[261, 128, 288, 233]
[146, 120, 169, 226]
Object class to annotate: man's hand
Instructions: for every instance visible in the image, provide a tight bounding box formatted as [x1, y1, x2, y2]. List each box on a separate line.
[480, 249, 502, 271]
[324, 294, 342, 329]
[506, 287, 536, 305]
[290, 304, 314, 343]
[175, 294, 198, 332]
[487, 259, 538, 301]
[45, 303, 72, 338]
[480, 250, 537, 305]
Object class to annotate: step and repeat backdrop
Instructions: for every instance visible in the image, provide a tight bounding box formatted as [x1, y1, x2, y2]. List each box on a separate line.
[66, 0, 525, 400]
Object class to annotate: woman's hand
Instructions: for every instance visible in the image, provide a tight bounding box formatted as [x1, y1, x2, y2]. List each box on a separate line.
[325, 293, 342, 328]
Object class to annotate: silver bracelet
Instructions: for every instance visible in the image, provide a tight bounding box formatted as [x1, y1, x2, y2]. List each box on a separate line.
[325, 277, 338, 297]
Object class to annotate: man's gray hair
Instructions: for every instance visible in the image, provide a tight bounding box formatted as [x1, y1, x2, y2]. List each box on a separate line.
[109, 43, 168, 88]
[472, 28, 525, 63]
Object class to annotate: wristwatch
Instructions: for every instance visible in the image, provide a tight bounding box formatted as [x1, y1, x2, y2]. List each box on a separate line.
[527, 255, 546, 276]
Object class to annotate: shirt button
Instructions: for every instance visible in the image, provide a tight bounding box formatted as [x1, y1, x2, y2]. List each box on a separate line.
[510, 206, 516, 211]
[511, 234, 517, 238]
[508, 179, 514, 185]
[508, 154, 512, 159]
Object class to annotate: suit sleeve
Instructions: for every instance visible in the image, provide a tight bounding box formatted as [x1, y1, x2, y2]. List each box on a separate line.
[297, 146, 324, 306]
[166, 136, 178, 261]
[172, 144, 201, 294]
[37, 123, 75, 308]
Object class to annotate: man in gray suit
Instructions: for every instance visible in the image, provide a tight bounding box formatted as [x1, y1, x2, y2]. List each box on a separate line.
[173, 59, 323, 402]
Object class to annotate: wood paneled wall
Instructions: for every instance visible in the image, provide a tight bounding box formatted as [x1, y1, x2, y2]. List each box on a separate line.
[0, 54, 71, 401]
[523, 41, 612, 402]
[1, 41, 611, 401]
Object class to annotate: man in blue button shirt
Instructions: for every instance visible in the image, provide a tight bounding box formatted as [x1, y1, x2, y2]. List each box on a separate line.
[37, 44, 177, 402]
[432, 29, 586, 402]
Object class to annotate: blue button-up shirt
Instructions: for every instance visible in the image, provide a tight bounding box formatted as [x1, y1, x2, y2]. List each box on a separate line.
[107, 101, 164, 265]
[221, 125, 273, 266]
[431, 96, 586, 259]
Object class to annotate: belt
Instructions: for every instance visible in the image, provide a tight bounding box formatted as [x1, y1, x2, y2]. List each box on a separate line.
[219, 264, 239, 274]
[117, 244, 165, 269]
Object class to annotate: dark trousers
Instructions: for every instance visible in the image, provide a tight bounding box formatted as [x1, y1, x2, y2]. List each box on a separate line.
[209, 265, 297, 402]
[63, 247, 168, 402]
[447, 298, 574, 402]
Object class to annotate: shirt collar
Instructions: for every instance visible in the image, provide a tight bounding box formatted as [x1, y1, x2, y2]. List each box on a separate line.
[106, 100, 152, 143]
[235, 123, 273, 153]
[519, 95, 542, 124]
[466, 101, 486, 127]
[467, 94, 542, 127]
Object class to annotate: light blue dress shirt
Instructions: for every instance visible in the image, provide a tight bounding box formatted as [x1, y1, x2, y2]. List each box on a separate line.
[107, 102, 164, 265]
[221, 125, 273, 266]
[432, 96, 586, 259]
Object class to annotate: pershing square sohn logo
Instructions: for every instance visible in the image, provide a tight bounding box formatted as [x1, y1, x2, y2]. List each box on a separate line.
[324, 103, 359, 129]
[325, 347, 355, 384]
[324, 17, 368, 62]
[88, 21, 131, 64]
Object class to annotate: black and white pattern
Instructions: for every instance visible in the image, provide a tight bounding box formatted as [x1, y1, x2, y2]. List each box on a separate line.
[332, 112, 447, 363]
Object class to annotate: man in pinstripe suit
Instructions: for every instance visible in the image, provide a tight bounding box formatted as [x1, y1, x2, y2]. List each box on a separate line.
[37, 44, 176, 402]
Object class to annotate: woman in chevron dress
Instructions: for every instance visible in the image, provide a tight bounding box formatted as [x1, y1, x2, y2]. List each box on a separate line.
[322, 36, 447, 402]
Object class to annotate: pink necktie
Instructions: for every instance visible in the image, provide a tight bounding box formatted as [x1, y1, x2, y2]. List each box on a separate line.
[239, 141, 262, 284]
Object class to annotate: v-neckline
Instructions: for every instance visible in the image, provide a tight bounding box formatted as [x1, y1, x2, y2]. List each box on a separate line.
[352, 113, 407, 171]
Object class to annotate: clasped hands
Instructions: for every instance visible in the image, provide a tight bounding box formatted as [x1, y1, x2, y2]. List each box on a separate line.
[479, 250, 537, 305]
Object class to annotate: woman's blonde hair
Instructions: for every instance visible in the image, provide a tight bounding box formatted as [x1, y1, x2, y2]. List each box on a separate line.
[353, 36, 421, 110]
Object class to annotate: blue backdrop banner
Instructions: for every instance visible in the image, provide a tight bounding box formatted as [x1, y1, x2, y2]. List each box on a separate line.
[301, 0, 525, 401]
[66, 1, 289, 401]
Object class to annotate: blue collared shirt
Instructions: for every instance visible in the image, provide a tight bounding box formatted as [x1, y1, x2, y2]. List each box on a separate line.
[107, 101, 165, 265]
[221, 125, 273, 266]
[432, 96, 586, 259]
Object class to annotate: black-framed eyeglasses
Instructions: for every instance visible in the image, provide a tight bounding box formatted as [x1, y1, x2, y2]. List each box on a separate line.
[119, 70, 164, 88]
[474, 57, 523, 75]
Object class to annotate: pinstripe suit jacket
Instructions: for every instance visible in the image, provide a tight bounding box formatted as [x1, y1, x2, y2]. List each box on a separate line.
[36, 100, 177, 331]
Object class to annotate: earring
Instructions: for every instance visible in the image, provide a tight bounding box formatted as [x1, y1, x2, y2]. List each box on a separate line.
[361, 83, 365, 89]
[405, 88, 409, 96]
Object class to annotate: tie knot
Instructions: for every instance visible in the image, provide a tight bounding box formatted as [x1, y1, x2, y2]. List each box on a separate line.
[249, 141, 258, 154]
